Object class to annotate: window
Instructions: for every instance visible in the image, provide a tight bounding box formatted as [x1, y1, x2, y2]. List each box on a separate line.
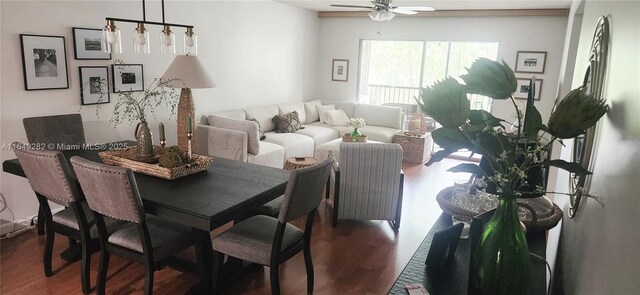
[358, 40, 499, 112]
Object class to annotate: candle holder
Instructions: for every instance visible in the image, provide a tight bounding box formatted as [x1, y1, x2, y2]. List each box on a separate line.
[186, 131, 193, 161]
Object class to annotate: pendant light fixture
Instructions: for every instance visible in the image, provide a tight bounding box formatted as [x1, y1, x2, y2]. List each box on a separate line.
[160, 25, 176, 54]
[103, 19, 122, 54]
[133, 23, 150, 54]
[103, 0, 197, 55]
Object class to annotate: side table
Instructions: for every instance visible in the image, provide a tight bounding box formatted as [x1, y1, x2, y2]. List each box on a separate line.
[284, 157, 319, 170]
[393, 132, 434, 164]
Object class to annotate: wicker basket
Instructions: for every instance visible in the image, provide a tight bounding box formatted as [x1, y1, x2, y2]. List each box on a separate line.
[99, 146, 213, 180]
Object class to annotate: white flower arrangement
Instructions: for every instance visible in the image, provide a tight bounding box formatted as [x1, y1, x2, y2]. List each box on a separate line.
[348, 117, 366, 129]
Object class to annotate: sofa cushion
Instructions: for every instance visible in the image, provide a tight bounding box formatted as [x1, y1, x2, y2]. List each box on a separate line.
[311, 122, 352, 137]
[244, 105, 279, 132]
[263, 132, 315, 160]
[316, 104, 335, 124]
[324, 110, 350, 126]
[325, 102, 356, 118]
[248, 141, 285, 169]
[212, 110, 246, 121]
[208, 115, 260, 154]
[296, 125, 339, 147]
[354, 104, 403, 129]
[304, 99, 323, 124]
[278, 103, 306, 124]
[272, 111, 303, 133]
[358, 125, 400, 142]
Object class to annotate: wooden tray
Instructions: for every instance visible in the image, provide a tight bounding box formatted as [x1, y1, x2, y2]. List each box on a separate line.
[341, 134, 368, 142]
[99, 146, 213, 180]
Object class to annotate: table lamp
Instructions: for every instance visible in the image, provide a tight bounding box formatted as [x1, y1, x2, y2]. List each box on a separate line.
[161, 55, 215, 152]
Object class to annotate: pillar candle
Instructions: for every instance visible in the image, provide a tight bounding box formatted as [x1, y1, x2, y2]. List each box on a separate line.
[159, 123, 165, 141]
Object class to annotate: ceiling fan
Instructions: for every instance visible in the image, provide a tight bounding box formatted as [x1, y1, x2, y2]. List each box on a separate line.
[330, 0, 435, 21]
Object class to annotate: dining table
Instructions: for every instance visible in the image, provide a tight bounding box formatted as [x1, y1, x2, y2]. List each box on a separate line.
[2, 141, 291, 294]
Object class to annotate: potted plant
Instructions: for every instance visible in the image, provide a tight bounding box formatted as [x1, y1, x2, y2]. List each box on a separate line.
[417, 58, 608, 294]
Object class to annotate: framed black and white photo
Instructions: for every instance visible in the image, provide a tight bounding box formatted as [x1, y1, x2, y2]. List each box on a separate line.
[112, 64, 144, 92]
[514, 78, 543, 100]
[20, 34, 69, 90]
[515, 51, 547, 74]
[72, 27, 111, 60]
[332, 59, 349, 82]
[79, 66, 110, 105]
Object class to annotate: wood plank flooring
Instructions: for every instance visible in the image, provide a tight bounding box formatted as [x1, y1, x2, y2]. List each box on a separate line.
[0, 158, 468, 295]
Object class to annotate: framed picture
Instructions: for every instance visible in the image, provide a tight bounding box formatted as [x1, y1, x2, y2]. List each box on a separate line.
[332, 59, 349, 82]
[79, 66, 110, 105]
[20, 34, 69, 90]
[72, 27, 111, 60]
[515, 51, 547, 74]
[112, 64, 144, 92]
[514, 78, 543, 100]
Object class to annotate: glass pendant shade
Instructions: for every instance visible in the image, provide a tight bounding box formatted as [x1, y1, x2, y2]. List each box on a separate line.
[102, 20, 121, 54]
[184, 28, 198, 56]
[369, 9, 395, 21]
[160, 25, 176, 55]
[133, 23, 150, 54]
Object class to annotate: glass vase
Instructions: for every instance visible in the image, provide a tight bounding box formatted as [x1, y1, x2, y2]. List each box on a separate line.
[470, 195, 530, 295]
[350, 128, 361, 141]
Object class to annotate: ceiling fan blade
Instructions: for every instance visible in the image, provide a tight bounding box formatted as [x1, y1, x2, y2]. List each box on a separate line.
[330, 4, 374, 9]
[371, 1, 386, 7]
[390, 8, 418, 15]
[397, 6, 436, 11]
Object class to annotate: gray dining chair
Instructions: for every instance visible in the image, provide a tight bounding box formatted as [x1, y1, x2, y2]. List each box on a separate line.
[23, 113, 86, 235]
[70, 156, 195, 295]
[23, 114, 86, 150]
[211, 157, 334, 295]
[13, 144, 98, 294]
[331, 143, 404, 230]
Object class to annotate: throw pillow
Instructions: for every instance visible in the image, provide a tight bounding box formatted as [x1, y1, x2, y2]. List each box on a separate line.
[304, 99, 323, 124]
[272, 111, 304, 133]
[249, 118, 267, 140]
[324, 109, 350, 126]
[316, 104, 335, 124]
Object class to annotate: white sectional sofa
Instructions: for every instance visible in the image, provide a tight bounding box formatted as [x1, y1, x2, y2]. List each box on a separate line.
[196, 100, 404, 168]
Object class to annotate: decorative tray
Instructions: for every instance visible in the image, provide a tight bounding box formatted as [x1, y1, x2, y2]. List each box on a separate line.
[341, 134, 368, 142]
[436, 186, 562, 232]
[99, 146, 213, 180]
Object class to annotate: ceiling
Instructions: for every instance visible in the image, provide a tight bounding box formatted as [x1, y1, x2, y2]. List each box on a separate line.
[275, 0, 572, 11]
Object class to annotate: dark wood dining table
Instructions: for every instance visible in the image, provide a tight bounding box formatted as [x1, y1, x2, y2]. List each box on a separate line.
[2, 141, 290, 293]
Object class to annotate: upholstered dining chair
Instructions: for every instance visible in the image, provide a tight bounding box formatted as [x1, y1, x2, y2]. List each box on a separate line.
[23, 113, 86, 235]
[70, 156, 195, 295]
[211, 157, 334, 295]
[331, 143, 404, 230]
[13, 144, 98, 294]
[23, 113, 86, 150]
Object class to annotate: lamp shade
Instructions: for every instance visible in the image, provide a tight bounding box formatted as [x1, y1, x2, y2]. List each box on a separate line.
[160, 55, 215, 89]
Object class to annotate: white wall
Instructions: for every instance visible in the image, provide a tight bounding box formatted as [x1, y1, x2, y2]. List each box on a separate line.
[554, 1, 640, 294]
[316, 15, 568, 123]
[0, 0, 319, 221]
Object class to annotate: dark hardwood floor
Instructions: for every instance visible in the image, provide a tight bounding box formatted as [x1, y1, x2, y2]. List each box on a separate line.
[0, 158, 468, 295]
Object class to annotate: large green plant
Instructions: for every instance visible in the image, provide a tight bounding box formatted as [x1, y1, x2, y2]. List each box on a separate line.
[418, 58, 608, 198]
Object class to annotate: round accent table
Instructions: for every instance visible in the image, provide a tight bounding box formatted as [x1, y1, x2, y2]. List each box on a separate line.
[284, 157, 319, 170]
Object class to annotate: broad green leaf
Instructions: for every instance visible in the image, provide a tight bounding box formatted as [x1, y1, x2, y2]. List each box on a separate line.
[425, 149, 455, 166]
[468, 110, 505, 127]
[447, 163, 486, 176]
[523, 106, 543, 139]
[477, 132, 505, 156]
[542, 159, 593, 175]
[431, 128, 471, 151]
